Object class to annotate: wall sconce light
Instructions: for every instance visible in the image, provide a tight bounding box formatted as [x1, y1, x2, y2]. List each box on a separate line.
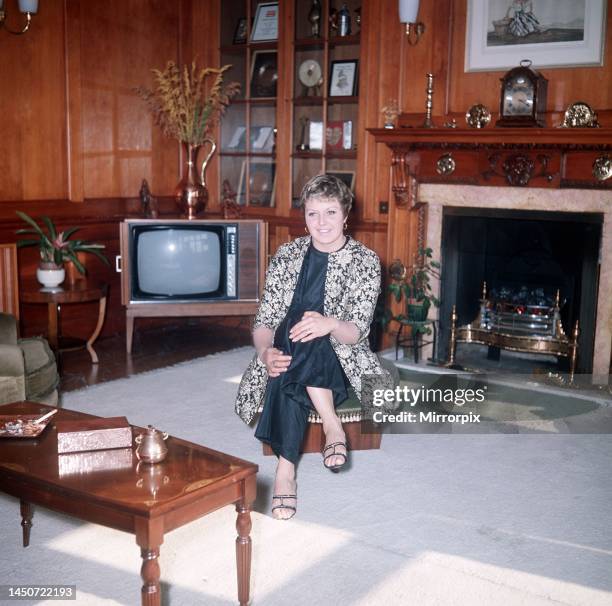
[398, 0, 425, 45]
[0, 0, 39, 35]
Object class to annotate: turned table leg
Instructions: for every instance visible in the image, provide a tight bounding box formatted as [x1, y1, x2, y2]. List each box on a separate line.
[86, 295, 107, 364]
[20, 500, 33, 547]
[235, 502, 253, 606]
[135, 517, 164, 606]
[47, 302, 60, 350]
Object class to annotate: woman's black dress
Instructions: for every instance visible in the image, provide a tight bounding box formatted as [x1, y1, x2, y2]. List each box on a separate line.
[255, 242, 349, 463]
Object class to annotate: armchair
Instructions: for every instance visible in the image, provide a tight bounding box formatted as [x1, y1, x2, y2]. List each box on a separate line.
[0, 244, 59, 406]
[0, 313, 59, 405]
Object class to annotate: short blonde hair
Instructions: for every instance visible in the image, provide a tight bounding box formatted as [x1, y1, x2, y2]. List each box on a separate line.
[298, 174, 353, 217]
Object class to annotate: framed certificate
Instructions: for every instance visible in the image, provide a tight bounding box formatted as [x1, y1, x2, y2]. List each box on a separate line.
[329, 60, 358, 97]
[251, 2, 278, 42]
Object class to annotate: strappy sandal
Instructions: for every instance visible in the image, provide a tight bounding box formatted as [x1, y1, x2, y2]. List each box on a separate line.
[322, 441, 348, 472]
[271, 494, 297, 520]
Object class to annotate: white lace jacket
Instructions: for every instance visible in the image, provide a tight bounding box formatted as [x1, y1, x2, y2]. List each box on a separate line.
[235, 236, 388, 425]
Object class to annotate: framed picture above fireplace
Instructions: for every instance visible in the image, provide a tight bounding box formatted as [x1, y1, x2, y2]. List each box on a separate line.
[465, 0, 607, 71]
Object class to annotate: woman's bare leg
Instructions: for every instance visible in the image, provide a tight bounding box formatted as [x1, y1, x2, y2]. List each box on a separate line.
[272, 456, 297, 520]
[307, 386, 347, 467]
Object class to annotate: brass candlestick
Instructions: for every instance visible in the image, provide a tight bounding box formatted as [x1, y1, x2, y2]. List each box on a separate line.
[422, 73, 434, 128]
[447, 304, 457, 366]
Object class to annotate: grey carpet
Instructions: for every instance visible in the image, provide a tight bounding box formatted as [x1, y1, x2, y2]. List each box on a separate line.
[1, 347, 611, 605]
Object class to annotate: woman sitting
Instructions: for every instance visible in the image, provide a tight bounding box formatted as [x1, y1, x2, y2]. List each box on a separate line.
[235, 174, 389, 520]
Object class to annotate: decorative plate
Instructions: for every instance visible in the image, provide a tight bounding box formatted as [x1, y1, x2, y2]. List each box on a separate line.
[560, 102, 600, 128]
[465, 104, 491, 129]
[298, 59, 323, 88]
[0, 414, 54, 438]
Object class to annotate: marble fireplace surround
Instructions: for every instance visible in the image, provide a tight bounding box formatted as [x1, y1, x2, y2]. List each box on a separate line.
[420, 184, 611, 379]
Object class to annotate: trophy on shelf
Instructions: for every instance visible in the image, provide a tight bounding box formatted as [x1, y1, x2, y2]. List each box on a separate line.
[296, 116, 311, 151]
[338, 3, 351, 36]
[329, 7, 338, 35]
[381, 99, 399, 129]
[308, 0, 322, 37]
[298, 59, 323, 97]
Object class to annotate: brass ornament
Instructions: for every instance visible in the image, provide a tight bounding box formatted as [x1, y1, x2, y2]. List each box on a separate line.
[436, 153, 456, 176]
[422, 73, 434, 128]
[592, 155, 612, 182]
[465, 104, 491, 129]
[502, 154, 534, 186]
[560, 102, 600, 128]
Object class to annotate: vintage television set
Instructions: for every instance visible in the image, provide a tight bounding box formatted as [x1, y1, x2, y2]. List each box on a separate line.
[118, 219, 267, 352]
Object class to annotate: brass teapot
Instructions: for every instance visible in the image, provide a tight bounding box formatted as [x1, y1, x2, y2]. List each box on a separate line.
[135, 425, 169, 464]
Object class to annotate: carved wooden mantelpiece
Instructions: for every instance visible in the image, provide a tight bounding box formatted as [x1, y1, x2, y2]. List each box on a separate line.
[370, 127, 612, 208]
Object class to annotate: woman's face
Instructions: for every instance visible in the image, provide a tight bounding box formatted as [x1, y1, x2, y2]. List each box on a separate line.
[304, 197, 346, 252]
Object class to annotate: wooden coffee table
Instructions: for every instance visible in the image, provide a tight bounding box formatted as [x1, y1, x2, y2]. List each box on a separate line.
[0, 401, 258, 606]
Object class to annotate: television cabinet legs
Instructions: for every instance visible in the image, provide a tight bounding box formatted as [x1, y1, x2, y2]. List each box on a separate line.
[126, 314, 134, 354]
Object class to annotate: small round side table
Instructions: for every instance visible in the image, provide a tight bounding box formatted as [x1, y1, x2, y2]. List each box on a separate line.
[20, 280, 108, 364]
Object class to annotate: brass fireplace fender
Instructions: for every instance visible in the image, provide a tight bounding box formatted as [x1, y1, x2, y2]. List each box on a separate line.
[447, 305, 580, 383]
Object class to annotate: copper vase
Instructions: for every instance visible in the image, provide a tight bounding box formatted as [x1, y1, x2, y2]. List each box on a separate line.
[175, 139, 216, 219]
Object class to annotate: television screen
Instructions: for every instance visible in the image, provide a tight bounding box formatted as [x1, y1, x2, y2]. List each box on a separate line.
[135, 227, 223, 298]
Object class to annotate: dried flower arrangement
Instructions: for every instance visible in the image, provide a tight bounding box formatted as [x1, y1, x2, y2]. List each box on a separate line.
[136, 61, 240, 145]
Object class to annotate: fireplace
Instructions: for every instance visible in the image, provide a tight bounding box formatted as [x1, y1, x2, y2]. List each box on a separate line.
[422, 184, 611, 379]
[438, 207, 602, 373]
[371, 125, 612, 380]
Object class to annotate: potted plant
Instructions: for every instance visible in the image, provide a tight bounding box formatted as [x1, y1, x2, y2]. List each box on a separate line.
[15, 211, 109, 288]
[136, 61, 240, 218]
[382, 247, 441, 335]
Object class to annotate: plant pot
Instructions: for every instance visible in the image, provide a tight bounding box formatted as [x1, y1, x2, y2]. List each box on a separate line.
[406, 299, 430, 322]
[36, 264, 65, 288]
[65, 253, 88, 284]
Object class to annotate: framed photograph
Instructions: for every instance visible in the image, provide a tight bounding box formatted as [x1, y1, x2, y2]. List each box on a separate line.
[326, 171, 355, 193]
[251, 2, 278, 42]
[329, 60, 358, 96]
[309, 121, 323, 150]
[233, 17, 248, 44]
[326, 120, 353, 151]
[465, 0, 607, 72]
[250, 50, 278, 98]
[238, 159, 276, 207]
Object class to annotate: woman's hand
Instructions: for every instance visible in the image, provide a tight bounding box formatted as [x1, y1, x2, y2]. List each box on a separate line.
[289, 311, 339, 343]
[259, 347, 292, 377]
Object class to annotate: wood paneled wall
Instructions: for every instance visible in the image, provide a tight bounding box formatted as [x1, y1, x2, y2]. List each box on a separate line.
[360, 0, 612, 266]
[0, 0, 220, 203]
[0, 0, 609, 346]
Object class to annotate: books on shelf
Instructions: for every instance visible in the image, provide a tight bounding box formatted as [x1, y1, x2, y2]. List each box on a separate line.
[226, 126, 274, 153]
